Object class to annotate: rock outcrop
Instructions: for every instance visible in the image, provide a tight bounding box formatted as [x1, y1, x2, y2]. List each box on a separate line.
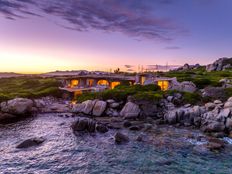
[0, 98, 34, 115]
[16, 137, 45, 148]
[70, 93, 232, 137]
[92, 100, 107, 116]
[82, 100, 97, 114]
[114, 132, 129, 144]
[72, 118, 96, 133]
[219, 78, 232, 88]
[71, 117, 108, 133]
[0, 98, 35, 123]
[170, 81, 197, 93]
[72, 100, 97, 115]
[120, 102, 141, 119]
[164, 97, 232, 136]
[201, 87, 229, 101]
[206, 57, 232, 72]
[175, 63, 201, 71]
[0, 112, 18, 123]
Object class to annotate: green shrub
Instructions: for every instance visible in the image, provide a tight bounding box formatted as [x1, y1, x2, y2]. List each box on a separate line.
[32, 87, 61, 98]
[225, 88, 232, 99]
[0, 93, 10, 103]
[193, 78, 212, 89]
[101, 89, 129, 101]
[0, 77, 61, 102]
[75, 84, 162, 103]
[75, 92, 98, 103]
[143, 84, 161, 91]
[165, 90, 202, 105]
[182, 92, 202, 105]
[133, 91, 163, 102]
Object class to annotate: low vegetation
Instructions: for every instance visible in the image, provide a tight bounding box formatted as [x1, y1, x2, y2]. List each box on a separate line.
[157, 66, 232, 89]
[76, 84, 205, 105]
[165, 90, 203, 105]
[75, 84, 162, 103]
[1, 68, 232, 106]
[0, 77, 61, 102]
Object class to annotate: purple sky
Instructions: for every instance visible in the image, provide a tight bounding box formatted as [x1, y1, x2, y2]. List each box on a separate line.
[0, 0, 232, 73]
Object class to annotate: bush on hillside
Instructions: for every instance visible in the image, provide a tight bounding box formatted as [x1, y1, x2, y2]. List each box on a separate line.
[192, 78, 212, 89]
[0, 77, 62, 102]
[76, 84, 162, 103]
[165, 90, 203, 105]
[133, 91, 163, 102]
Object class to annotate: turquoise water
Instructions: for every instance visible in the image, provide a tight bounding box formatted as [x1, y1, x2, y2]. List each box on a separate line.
[0, 114, 232, 174]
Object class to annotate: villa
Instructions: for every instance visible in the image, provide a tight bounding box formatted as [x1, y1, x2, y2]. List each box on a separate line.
[58, 73, 178, 99]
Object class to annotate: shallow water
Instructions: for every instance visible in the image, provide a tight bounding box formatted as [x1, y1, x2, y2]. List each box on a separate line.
[0, 114, 232, 174]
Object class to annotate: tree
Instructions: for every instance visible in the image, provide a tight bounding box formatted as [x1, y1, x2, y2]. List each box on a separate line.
[114, 68, 120, 74]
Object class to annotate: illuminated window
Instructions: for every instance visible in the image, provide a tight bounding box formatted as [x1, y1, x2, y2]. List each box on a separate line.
[141, 76, 146, 85]
[111, 81, 120, 89]
[70, 80, 79, 88]
[87, 79, 94, 87]
[97, 80, 109, 86]
[74, 91, 82, 96]
[158, 81, 169, 91]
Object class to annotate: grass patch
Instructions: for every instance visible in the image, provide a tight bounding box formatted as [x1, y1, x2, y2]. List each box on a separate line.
[165, 90, 203, 105]
[0, 77, 62, 102]
[75, 84, 162, 103]
[157, 67, 232, 89]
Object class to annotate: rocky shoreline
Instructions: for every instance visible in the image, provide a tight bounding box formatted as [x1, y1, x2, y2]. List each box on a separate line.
[1, 95, 232, 152]
[71, 96, 232, 136]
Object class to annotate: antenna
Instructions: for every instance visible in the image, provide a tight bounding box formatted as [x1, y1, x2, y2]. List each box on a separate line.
[166, 62, 168, 72]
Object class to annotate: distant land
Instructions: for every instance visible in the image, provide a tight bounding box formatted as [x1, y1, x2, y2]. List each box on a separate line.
[0, 64, 181, 78]
[0, 72, 25, 78]
[1, 57, 231, 78]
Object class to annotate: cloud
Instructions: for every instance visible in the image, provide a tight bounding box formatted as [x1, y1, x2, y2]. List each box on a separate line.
[124, 65, 134, 68]
[0, 0, 41, 20]
[165, 46, 181, 50]
[0, 0, 185, 41]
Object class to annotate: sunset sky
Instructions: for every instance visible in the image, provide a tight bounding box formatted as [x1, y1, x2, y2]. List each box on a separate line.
[0, 0, 232, 73]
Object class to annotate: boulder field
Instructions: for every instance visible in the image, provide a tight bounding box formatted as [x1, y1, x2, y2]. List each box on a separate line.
[71, 96, 232, 138]
[1, 95, 232, 149]
[164, 97, 232, 137]
[0, 98, 35, 123]
[0, 97, 70, 123]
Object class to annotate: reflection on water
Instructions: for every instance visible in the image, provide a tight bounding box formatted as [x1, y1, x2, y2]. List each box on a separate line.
[0, 114, 232, 174]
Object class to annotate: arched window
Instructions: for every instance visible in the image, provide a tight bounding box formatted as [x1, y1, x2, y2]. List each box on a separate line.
[87, 79, 94, 87]
[70, 80, 79, 88]
[158, 81, 169, 91]
[97, 80, 109, 86]
[111, 81, 120, 89]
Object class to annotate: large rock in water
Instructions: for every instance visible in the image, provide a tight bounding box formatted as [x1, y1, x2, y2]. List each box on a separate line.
[0, 112, 17, 123]
[72, 118, 109, 134]
[16, 137, 45, 148]
[96, 123, 108, 133]
[114, 132, 129, 144]
[72, 118, 96, 133]
[72, 100, 96, 114]
[203, 121, 225, 133]
[224, 101, 232, 109]
[92, 100, 107, 116]
[72, 103, 85, 113]
[0, 98, 33, 115]
[120, 102, 140, 119]
[82, 100, 96, 114]
[164, 110, 177, 124]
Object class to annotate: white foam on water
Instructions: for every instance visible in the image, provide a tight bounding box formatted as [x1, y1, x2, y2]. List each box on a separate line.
[186, 138, 207, 145]
[223, 137, 232, 144]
